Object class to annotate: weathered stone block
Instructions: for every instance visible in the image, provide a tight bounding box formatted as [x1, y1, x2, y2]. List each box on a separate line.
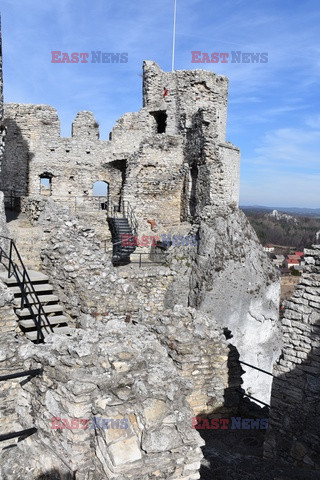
[108, 435, 142, 466]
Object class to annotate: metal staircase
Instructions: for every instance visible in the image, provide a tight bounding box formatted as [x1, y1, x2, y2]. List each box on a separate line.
[0, 236, 69, 343]
[107, 199, 138, 265]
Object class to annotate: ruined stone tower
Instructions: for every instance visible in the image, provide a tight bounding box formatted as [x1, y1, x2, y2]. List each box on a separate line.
[0, 61, 239, 223]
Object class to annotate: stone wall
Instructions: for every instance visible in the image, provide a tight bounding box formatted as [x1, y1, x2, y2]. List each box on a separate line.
[36, 194, 281, 412]
[0, 320, 204, 480]
[0, 278, 16, 335]
[264, 245, 320, 470]
[0, 335, 29, 451]
[1, 62, 240, 242]
[0, 192, 15, 336]
[0, 55, 284, 478]
[142, 61, 228, 142]
[38, 202, 140, 323]
[38, 201, 180, 323]
[149, 306, 229, 416]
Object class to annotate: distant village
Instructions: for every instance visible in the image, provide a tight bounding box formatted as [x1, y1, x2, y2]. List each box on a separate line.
[263, 244, 304, 275]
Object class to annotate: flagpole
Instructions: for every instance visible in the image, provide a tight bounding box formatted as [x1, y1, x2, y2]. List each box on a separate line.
[171, 0, 177, 71]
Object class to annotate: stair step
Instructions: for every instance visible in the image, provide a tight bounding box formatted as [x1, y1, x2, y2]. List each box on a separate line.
[14, 294, 59, 307]
[10, 283, 54, 295]
[16, 304, 64, 318]
[25, 326, 73, 342]
[0, 270, 49, 286]
[19, 315, 68, 329]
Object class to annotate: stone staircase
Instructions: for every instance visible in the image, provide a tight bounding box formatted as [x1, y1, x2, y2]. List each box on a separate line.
[0, 269, 70, 342]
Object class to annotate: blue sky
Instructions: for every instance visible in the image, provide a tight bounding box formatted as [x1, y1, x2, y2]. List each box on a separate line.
[1, 0, 319, 208]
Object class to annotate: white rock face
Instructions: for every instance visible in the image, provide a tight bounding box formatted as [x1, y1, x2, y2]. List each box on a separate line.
[177, 206, 282, 405]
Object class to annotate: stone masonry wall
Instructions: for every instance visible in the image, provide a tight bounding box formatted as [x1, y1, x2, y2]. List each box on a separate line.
[0, 194, 26, 450]
[1, 62, 240, 244]
[264, 245, 320, 470]
[38, 202, 140, 323]
[0, 320, 204, 480]
[0, 191, 16, 335]
[142, 61, 228, 142]
[149, 306, 229, 416]
[38, 201, 179, 323]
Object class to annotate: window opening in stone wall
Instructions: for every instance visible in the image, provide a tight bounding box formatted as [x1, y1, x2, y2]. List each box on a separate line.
[151, 111, 167, 134]
[39, 174, 53, 196]
[93, 180, 109, 210]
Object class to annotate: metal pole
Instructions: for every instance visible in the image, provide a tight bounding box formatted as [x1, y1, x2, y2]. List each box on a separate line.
[171, 0, 177, 71]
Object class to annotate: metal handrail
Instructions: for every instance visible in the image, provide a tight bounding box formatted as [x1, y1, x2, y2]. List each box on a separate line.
[0, 369, 43, 382]
[0, 235, 54, 343]
[236, 388, 270, 408]
[107, 198, 139, 249]
[239, 360, 274, 377]
[0, 427, 37, 443]
[2, 190, 109, 213]
[130, 252, 168, 267]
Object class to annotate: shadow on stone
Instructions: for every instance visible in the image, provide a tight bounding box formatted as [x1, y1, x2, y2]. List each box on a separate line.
[36, 471, 74, 480]
[0, 117, 33, 220]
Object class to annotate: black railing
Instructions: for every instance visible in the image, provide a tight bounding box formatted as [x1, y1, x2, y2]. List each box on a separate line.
[0, 427, 37, 443]
[0, 236, 54, 343]
[237, 359, 297, 408]
[121, 199, 138, 235]
[130, 252, 168, 267]
[107, 197, 138, 235]
[236, 388, 270, 408]
[1, 190, 109, 213]
[0, 368, 43, 382]
[0, 368, 42, 443]
[239, 360, 274, 377]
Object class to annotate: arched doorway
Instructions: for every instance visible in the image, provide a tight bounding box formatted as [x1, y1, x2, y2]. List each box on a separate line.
[93, 180, 109, 197]
[93, 180, 109, 211]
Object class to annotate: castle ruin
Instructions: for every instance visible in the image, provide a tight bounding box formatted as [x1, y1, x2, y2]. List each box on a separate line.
[0, 20, 319, 480]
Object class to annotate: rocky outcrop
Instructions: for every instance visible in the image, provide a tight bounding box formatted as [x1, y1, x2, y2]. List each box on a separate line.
[166, 205, 281, 405]
[264, 245, 320, 470]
